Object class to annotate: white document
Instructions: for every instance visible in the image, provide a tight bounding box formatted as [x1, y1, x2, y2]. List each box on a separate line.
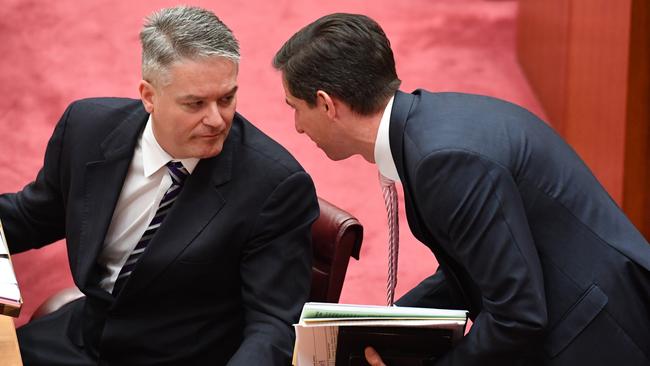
[300, 302, 467, 322]
[0, 220, 22, 311]
[292, 303, 468, 366]
[0, 259, 17, 285]
[0, 283, 20, 303]
[294, 325, 338, 366]
[0, 222, 8, 255]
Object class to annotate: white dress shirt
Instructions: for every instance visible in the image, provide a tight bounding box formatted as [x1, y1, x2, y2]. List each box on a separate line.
[98, 116, 199, 292]
[374, 96, 401, 182]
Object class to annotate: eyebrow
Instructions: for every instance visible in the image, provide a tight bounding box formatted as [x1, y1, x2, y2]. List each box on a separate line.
[224, 86, 238, 96]
[179, 86, 239, 102]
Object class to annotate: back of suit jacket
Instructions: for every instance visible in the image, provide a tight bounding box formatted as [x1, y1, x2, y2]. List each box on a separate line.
[0, 98, 319, 365]
[390, 90, 650, 365]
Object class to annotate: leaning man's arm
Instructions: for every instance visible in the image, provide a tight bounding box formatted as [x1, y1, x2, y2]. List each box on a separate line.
[227, 170, 319, 365]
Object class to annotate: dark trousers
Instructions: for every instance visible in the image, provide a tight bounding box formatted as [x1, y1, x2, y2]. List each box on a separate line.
[18, 299, 96, 366]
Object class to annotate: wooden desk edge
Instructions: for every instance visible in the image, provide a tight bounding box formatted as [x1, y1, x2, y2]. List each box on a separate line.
[0, 315, 23, 366]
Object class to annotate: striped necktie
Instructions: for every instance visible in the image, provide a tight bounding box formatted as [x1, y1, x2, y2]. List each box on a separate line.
[379, 172, 399, 306]
[112, 161, 189, 296]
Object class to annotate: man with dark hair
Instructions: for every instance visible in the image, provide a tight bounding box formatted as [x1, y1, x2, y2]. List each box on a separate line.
[274, 13, 650, 366]
[0, 6, 319, 365]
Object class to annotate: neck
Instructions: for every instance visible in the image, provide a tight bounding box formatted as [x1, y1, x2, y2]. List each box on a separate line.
[349, 111, 382, 164]
[332, 95, 392, 164]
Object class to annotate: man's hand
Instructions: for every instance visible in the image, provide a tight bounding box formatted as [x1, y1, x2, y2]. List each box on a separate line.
[364, 346, 386, 366]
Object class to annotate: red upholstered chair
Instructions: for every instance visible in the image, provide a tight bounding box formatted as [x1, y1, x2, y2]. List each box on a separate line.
[309, 197, 363, 302]
[30, 197, 363, 320]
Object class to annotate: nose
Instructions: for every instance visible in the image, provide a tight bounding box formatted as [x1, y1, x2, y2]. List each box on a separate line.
[202, 102, 225, 129]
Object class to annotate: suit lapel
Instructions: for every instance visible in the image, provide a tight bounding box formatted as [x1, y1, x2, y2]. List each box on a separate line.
[77, 107, 148, 289]
[389, 90, 426, 237]
[113, 123, 237, 301]
[389, 90, 414, 182]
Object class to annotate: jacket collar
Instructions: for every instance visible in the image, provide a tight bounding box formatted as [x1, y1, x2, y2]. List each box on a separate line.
[389, 90, 416, 182]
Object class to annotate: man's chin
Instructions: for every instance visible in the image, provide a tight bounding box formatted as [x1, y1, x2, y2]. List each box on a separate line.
[192, 141, 225, 159]
[323, 149, 350, 162]
[202, 146, 225, 159]
[196, 135, 228, 158]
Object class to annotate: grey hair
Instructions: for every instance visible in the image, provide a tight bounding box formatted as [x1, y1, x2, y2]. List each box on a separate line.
[140, 6, 240, 85]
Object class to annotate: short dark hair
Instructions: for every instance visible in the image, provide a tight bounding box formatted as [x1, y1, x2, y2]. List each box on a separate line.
[273, 13, 401, 115]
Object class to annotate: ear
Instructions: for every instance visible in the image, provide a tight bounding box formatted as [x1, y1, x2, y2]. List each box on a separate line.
[316, 90, 337, 119]
[139, 80, 156, 113]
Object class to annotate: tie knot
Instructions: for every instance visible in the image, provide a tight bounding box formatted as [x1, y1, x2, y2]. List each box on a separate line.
[379, 172, 395, 188]
[166, 161, 189, 186]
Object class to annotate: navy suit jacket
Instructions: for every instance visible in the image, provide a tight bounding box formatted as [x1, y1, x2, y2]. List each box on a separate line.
[0, 98, 319, 365]
[391, 90, 650, 365]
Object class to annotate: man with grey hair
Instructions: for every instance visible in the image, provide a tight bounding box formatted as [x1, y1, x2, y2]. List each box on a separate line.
[1, 6, 318, 365]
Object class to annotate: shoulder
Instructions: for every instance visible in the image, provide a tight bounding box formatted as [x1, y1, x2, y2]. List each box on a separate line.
[219, 113, 316, 205]
[410, 90, 538, 121]
[60, 97, 145, 131]
[60, 97, 145, 130]
[66, 97, 143, 118]
[231, 113, 306, 177]
[52, 97, 146, 154]
[402, 90, 555, 164]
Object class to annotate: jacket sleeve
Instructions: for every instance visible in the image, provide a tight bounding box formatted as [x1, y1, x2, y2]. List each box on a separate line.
[413, 150, 547, 365]
[396, 267, 465, 310]
[226, 170, 319, 365]
[0, 104, 72, 253]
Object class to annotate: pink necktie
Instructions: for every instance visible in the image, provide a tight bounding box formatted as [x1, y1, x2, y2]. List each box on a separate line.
[379, 172, 399, 306]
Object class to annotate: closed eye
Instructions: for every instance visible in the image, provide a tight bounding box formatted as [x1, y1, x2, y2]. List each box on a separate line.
[184, 100, 204, 109]
[219, 95, 235, 105]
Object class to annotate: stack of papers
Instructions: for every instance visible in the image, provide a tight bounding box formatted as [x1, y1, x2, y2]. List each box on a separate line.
[293, 302, 467, 366]
[0, 220, 22, 317]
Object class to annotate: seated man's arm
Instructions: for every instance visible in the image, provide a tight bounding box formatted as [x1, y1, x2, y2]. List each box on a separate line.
[0, 105, 72, 253]
[227, 170, 319, 365]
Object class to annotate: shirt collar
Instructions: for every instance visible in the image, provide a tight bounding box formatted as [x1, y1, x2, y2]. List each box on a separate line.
[373, 96, 400, 182]
[142, 115, 200, 177]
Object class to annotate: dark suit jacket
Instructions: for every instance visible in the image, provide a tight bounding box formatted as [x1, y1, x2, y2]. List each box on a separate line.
[390, 90, 650, 365]
[0, 98, 319, 365]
